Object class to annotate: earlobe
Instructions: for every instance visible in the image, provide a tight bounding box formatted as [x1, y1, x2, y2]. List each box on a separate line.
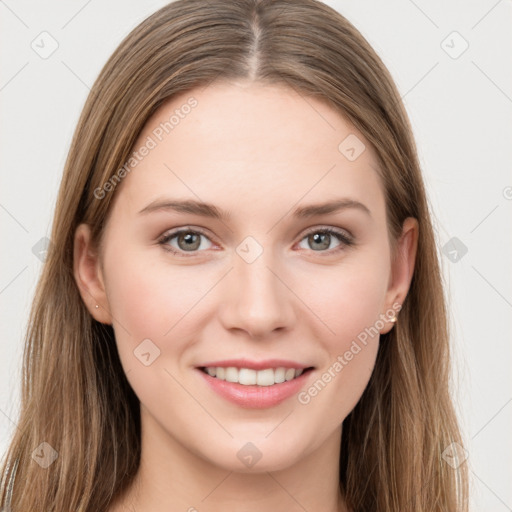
[73, 223, 112, 324]
[380, 217, 419, 334]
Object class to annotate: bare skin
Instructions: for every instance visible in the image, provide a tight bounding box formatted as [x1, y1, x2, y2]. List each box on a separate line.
[74, 80, 418, 512]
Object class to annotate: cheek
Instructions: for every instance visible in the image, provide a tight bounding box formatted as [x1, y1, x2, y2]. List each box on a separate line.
[304, 258, 389, 349]
[102, 246, 210, 350]
[298, 259, 388, 412]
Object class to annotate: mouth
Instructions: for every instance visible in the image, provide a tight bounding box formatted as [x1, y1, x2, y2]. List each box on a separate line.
[196, 365, 315, 408]
[199, 366, 314, 386]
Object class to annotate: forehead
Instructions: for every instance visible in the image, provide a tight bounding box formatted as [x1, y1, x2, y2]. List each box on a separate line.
[111, 80, 385, 220]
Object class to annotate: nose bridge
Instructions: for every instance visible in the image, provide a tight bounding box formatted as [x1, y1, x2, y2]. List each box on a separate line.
[221, 237, 294, 336]
[237, 248, 278, 299]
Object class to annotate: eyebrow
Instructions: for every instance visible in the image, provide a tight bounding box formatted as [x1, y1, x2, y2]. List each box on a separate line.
[138, 197, 371, 220]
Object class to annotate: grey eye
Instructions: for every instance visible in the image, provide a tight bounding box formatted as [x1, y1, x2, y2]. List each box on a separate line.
[298, 230, 345, 252]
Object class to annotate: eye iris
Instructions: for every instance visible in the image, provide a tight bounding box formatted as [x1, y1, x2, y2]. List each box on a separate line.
[309, 232, 330, 251]
[178, 232, 201, 251]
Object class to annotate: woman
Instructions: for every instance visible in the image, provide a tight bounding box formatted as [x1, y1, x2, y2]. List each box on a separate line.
[0, 0, 469, 510]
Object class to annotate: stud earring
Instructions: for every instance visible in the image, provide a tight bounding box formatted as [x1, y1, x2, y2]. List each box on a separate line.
[389, 315, 397, 323]
[95, 304, 99, 309]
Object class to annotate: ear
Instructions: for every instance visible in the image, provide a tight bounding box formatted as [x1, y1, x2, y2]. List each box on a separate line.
[73, 223, 112, 324]
[380, 217, 419, 334]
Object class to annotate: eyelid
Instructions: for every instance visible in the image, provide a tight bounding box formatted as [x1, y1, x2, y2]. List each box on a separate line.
[300, 224, 353, 242]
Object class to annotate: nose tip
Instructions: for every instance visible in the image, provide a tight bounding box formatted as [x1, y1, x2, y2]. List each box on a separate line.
[219, 254, 295, 339]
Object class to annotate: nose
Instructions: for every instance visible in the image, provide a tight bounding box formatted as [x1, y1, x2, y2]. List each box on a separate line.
[218, 249, 296, 339]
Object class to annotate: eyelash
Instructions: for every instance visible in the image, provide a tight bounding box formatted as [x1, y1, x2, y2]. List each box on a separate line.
[157, 226, 354, 258]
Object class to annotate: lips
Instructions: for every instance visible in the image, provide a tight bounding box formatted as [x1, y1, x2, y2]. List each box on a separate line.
[195, 359, 315, 408]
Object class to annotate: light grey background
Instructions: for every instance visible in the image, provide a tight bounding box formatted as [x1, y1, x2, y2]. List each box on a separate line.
[1, 1, 511, 510]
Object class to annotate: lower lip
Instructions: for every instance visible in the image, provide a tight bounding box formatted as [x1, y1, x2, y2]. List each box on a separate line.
[196, 368, 313, 409]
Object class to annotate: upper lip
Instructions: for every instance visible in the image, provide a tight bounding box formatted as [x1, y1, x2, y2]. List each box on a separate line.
[198, 359, 313, 371]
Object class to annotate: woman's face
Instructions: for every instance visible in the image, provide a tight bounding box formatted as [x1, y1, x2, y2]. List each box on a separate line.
[75, 80, 417, 472]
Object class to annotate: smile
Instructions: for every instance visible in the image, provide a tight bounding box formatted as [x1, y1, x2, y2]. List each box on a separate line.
[200, 366, 309, 386]
[196, 365, 315, 409]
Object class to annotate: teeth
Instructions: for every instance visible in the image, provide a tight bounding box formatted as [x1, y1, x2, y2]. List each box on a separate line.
[256, 368, 274, 386]
[225, 367, 238, 383]
[239, 368, 257, 385]
[285, 368, 296, 381]
[274, 367, 285, 383]
[203, 366, 306, 386]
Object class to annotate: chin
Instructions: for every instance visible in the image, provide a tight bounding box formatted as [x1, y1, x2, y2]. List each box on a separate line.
[199, 435, 310, 474]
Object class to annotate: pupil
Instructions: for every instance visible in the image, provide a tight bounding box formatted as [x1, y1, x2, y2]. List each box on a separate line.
[180, 233, 200, 250]
[310, 232, 329, 250]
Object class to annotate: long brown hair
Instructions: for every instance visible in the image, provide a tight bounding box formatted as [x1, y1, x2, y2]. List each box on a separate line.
[0, 1, 469, 510]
